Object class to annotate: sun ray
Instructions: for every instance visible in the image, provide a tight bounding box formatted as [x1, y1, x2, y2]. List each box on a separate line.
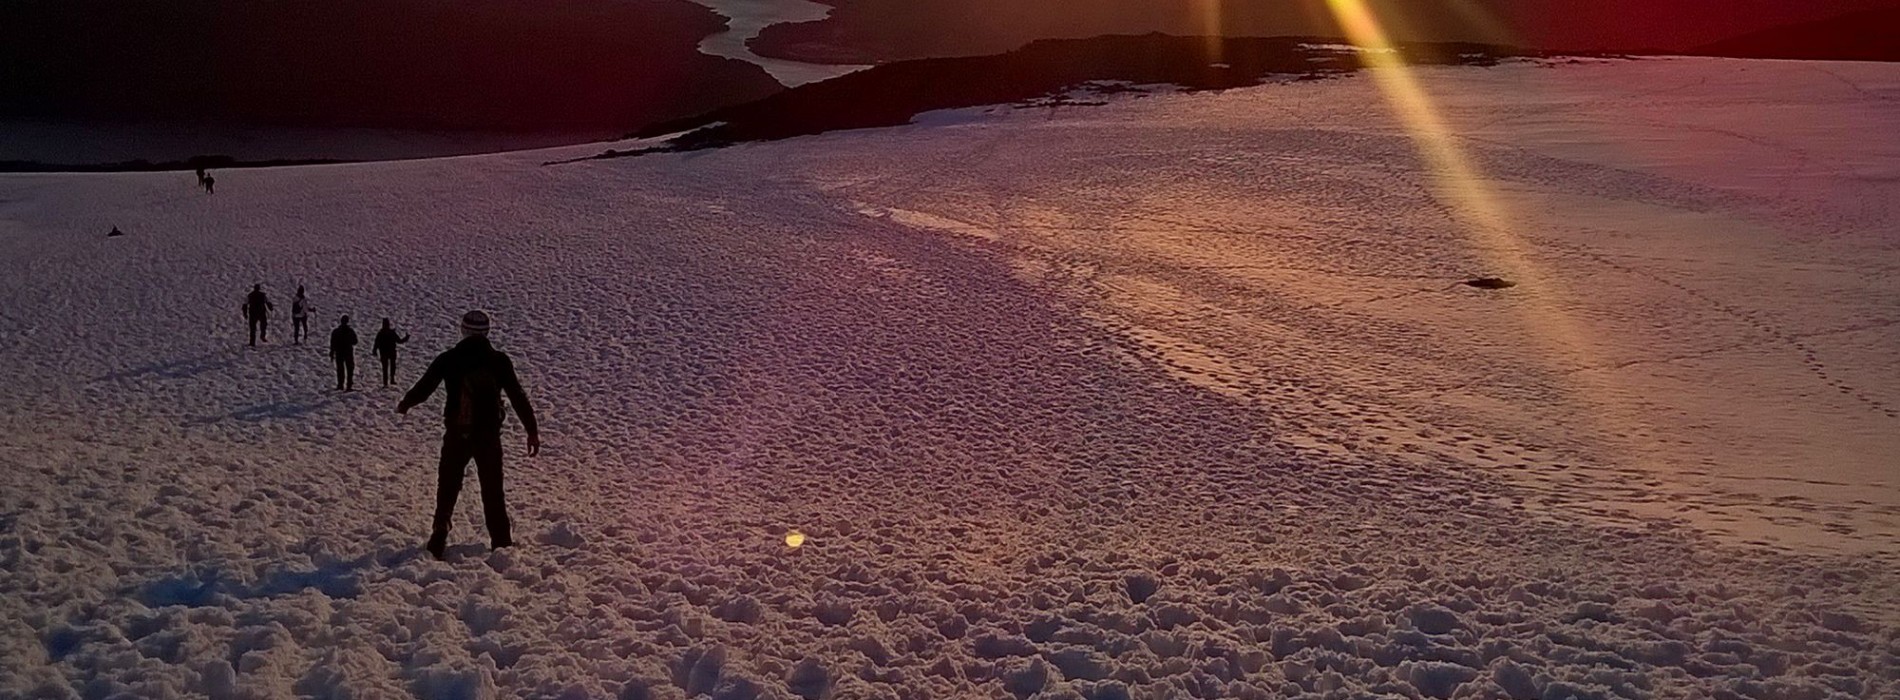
[1193, 0, 1226, 67]
[1321, 0, 1654, 471]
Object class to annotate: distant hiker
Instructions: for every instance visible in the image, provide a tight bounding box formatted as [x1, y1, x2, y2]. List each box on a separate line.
[291, 286, 313, 345]
[201, 171, 216, 195]
[398, 310, 540, 560]
[242, 284, 273, 346]
[106, 225, 124, 238]
[373, 318, 411, 387]
[329, 315, 358, 391]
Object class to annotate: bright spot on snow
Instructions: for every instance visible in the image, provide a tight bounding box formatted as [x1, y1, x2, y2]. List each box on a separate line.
[784, 531, 806, 548]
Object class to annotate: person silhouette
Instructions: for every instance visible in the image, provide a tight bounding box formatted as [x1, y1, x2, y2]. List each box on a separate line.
[242, 284, 272, 346]
[373, 318, 411, 387]
[329, 316, 358, 391]
[291, 286, 313, 345]
[398, 310, 540, 559]
[201, 171, 216, 195]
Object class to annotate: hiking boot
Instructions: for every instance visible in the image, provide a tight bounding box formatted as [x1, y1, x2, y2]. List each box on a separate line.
[426, 534, 447, 560]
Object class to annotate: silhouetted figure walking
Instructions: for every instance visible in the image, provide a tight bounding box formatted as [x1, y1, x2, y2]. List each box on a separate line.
[398, 310, 540, 560]
[329, 316, 358, 391]
[374, 318, 410, 387]
[201, 171, 216, 195]
[291, 286, 313, 345]
[243, 284, 272, 346]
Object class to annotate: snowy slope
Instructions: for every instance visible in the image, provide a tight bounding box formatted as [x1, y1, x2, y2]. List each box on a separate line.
[2, 58, 1897, 699]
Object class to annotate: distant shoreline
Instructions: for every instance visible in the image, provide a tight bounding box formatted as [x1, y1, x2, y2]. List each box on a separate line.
[685, 0, 870, 86]
[556, 35, 1571, 164]
[748, 0, 1900, 66]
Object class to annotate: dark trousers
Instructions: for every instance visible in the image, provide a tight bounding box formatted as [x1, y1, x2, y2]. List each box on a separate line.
[379, 354, 398, 386]
[432, 432, 511, 545]
[333, 354, 354, 390]
[248, 317, 268, 345]
[293, 317, 308, 344]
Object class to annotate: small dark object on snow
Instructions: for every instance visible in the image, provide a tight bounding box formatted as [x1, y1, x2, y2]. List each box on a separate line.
[1464, 277, 1516, 290]
[106, 226, 125, 238]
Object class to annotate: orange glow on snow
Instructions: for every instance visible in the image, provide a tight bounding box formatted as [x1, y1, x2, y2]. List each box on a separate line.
[1321, 0, 1651, 467]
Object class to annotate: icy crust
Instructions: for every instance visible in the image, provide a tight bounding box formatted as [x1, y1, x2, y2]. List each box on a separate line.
[4, 483, 1896, 700]
[2, 59, 1898, 697]
[3, 410, 1896, 700]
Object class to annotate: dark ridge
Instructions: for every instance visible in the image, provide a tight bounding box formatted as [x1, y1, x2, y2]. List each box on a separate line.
[0, 0, 783, 133]
[1689, 6, 1900, 62]
[557, 34, 1544, 163]
[750, 0, 1898, 66]
[749, 0, 1339, 65]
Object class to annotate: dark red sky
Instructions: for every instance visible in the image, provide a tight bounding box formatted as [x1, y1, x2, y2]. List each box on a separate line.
[0, 0, 781, 132]
[2, 0, 1892, 139]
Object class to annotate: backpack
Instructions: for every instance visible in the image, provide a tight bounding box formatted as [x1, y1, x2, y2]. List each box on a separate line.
[452, 353, 504, 432]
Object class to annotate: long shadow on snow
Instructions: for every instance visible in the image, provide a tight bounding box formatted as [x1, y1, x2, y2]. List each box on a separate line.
[183, 394, 342, 427]
[92, 350, 243, 383]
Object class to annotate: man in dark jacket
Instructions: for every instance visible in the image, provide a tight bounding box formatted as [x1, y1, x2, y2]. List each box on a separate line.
[397, 310, 540, 559]
[329, 316, 358, 391]
[243, 284, 272, 346]
[373, 318, 410, 387]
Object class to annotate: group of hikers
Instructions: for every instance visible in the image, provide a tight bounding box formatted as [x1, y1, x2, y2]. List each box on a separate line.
[241, 284, 542, 560]
[242, 284, 411, 390]
[194, 168, 216, 195]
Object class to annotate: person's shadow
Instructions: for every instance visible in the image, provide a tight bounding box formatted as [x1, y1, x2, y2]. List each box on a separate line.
[181, 394, 339, 427]
[92, 350, 241, 383]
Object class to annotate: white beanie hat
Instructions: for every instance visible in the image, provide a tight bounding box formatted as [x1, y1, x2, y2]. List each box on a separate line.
[461, 309, 491, 335]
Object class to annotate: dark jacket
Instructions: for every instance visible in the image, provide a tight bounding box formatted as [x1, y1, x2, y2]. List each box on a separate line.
[399, 336, 537, 436]
[373, 328, 409, 358]
[329, 325, 358, 355]
[245, 291, 272, 320]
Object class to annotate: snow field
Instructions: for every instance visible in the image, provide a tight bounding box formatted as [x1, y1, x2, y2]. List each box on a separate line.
[1, 58, 1897, 698]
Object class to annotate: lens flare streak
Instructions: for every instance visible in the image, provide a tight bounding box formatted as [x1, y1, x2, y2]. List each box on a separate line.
[1321, 0, 1651, 467]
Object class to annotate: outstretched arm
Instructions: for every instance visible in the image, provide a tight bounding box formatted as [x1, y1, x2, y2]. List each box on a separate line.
[499, 355, 540, 455]
[396, 356, 446, 413]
